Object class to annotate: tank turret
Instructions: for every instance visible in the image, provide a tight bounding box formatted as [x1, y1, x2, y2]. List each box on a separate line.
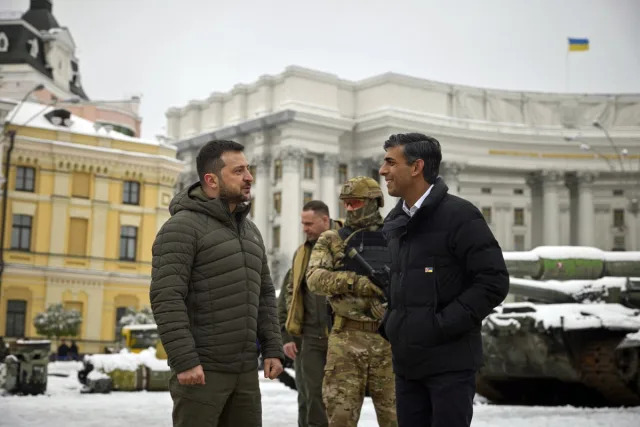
[477, 246, 640, 406]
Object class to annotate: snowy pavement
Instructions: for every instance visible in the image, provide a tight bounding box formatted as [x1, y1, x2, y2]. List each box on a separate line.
[1, 362, 640, 427]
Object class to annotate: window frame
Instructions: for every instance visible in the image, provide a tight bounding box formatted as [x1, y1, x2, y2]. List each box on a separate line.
[11, 214, 32, 251]
[15, 166, 35, 192]
[122, 181, 141, 205]
[5, 299, 27, 337]
[273, 192, 282, 214]
[513, 208, 525, 226]
[119, 225, 138, 261]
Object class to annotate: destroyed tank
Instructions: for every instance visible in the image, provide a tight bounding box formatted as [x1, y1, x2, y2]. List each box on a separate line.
[477, 246, 640, 406]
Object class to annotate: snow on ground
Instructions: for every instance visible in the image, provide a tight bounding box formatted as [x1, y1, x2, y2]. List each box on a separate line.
[1, 362, 640, 426]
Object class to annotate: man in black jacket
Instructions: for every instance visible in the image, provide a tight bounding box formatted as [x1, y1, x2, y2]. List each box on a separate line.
[378, 133, 509, 427]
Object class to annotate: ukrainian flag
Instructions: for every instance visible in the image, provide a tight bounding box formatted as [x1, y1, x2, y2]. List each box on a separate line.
[568, 38, 589, 52]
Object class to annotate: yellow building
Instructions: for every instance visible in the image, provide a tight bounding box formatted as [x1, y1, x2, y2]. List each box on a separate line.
[0, 101, 183, 353]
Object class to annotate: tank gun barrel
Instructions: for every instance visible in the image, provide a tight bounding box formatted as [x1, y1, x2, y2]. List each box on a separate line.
[503, 246, 640, 280]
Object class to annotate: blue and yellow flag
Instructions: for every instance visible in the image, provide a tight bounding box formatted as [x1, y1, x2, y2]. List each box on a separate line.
[568, 38, 589, 52]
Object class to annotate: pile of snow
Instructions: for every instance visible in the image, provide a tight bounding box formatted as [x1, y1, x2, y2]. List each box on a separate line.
[87, 370, 110, 381]
[85, 348, 168, 373]
[532, 246, 605, 260]
[491, 302, 640, 332]
[603, 252, 640, 262]
[504, 246, 640, 263]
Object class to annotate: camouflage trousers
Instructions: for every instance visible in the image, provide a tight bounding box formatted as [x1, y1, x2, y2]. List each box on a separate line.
[323, 329, 397, 427]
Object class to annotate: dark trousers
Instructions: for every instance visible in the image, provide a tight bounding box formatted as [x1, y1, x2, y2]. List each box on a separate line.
[169, 369, 262, 427]
[300, 335, 329, 427]
[395, 370, 475, 427]
[293, 337, 308, 427]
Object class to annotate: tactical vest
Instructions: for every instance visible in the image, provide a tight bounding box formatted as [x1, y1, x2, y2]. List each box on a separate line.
[337, 227, 391, 275]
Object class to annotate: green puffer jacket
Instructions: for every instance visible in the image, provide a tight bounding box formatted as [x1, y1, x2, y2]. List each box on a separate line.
[150, 182, 284, 374]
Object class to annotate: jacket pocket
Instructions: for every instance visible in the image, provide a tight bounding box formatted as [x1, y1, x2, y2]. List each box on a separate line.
[406, 307, 444, 348]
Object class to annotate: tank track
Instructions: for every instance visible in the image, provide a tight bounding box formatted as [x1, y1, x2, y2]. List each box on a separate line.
[576, 337, 640, 406]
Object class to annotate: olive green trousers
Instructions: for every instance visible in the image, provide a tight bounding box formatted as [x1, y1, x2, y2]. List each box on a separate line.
[169, 369, 262, 427]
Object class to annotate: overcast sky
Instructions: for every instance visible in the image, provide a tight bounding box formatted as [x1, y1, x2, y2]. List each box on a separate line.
[5, 0, 640, 138]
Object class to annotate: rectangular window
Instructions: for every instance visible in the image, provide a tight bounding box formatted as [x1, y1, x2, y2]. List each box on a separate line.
[613, 189, 624, 196]
[481, 207, 492, 224]
[514, 208, 525, 226]
[513, 188, 524, 195]
[613, 209, 625, 228]
[274, 159, 282, 181]
[273, 192, 282, 214]
[303, 158, 314, 180]
[272, 226, 280, 249]
[338, 164, 348, 184]
[68, 218, 88, 256]
[15, 166, 35, 192]
[481, 187, 492, 194]
[613, 235, 626, 251]
[123, 181, 140, 205]
[514, 235, 525, 251]
[119, 226, 137, 261]
[11, 214, 32, 251]
[5, 300, 27, 337]
[303, 192, 313, 207]
[71, 172, 91, 198]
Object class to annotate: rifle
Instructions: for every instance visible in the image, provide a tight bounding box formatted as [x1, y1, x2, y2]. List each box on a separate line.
[345, 248, 391, 300]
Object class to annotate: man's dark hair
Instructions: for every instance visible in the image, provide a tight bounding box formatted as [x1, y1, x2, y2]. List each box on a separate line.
[302, 200, 330, 217]
[383, 133, 442, 183]
[196, 140, 245, 184]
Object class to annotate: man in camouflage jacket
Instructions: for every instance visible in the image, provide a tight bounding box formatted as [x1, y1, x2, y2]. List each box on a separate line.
[306, 177, 397, 427]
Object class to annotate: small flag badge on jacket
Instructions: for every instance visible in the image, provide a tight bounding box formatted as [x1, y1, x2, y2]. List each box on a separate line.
[425, 267, 434, 273]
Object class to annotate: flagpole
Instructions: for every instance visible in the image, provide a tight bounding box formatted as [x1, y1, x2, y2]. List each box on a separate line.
[565, 40, 569, 92]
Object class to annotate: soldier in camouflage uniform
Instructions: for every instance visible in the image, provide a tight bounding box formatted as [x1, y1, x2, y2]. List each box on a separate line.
[306, 177, 397, 427]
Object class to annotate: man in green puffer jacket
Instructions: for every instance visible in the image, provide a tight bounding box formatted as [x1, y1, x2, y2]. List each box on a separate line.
[150, 140, 284, 427]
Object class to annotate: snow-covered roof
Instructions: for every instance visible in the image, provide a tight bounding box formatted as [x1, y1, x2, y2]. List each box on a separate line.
[4, 100, 168, 148]
[489, 302, 640, 332]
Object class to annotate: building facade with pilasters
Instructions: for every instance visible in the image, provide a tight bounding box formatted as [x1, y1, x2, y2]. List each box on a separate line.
[0, 101, 182, 353]
[166, 66, 640, 285]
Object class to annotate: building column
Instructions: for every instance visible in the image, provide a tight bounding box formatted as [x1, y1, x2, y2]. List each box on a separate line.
[441, 161, 463, 195]
[494, 202, 511, 249]
[280, 147, 303, 259]
[253, 153, 271, 237]
[319, 154, 338, 218]
[541, 170, 562, 246]
[576, 172, 596, 246]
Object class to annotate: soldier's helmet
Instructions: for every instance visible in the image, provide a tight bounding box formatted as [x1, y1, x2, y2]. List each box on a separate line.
[339, 176, 384, 207]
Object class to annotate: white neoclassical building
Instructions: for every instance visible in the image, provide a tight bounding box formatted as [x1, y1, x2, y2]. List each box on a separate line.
[165, 66, 640, 285]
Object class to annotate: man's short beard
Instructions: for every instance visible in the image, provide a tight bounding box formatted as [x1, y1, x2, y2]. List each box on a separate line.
[218, 176, 248, 204]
